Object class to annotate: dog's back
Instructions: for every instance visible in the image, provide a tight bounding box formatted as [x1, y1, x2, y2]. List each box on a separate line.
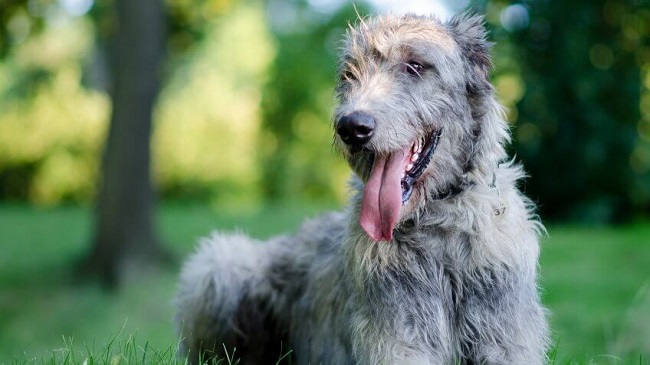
[176, 212, 355, 364]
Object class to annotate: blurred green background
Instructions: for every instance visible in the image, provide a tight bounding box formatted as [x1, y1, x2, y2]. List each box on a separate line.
[0, 0, 649, 363]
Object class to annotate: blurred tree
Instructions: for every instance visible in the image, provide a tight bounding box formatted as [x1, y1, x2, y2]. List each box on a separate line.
[3, 0, 362, 210]
[475, 0, 650, 222]
[154, 3, 274, 207]
[0, 0, 236, 203]
[1, 0, 243, 287]
[77, 0, 169, 288]
[0, 1, 42, 56]
[260, 1, 369, 202]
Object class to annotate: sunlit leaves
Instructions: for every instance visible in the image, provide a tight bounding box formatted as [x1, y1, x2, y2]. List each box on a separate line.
[154, 3, 275, 206]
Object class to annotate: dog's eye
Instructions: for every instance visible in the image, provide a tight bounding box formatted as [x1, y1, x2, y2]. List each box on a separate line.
[405, 61, 425, 76]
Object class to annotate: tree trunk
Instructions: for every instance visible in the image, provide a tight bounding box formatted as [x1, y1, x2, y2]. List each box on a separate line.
[79, 0, 169, 289]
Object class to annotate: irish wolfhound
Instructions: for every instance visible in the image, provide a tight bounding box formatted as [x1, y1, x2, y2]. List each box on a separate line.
[175, 13, 550, 364]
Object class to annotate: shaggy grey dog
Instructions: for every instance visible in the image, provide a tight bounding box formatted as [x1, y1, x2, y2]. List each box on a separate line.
[175, 13, 550, 365]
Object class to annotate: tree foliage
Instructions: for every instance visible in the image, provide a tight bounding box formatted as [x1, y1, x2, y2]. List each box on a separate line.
[0, 0, 43, 57]
[2, 0, 650, 224]
[0, 0, 361, 207]
[260, 2, 370, 202]
[476, 0, 650, 222]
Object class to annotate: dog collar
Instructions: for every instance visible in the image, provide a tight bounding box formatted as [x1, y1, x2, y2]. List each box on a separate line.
[431, 178, 475, 201]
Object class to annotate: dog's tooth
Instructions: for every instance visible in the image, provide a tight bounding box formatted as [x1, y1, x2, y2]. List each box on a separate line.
[406, 162, 414, 171]
[411, 153, 419, 162]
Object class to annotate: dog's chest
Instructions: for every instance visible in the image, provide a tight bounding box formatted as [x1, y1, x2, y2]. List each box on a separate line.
[367, 233, 480, 316]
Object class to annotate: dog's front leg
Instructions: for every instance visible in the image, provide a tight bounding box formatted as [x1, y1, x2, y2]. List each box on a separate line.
[349, 294, 456, 365]
[458, 270, 550, 365]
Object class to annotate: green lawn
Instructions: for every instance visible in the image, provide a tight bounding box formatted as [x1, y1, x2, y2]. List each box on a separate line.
[0, 203, 649, 364]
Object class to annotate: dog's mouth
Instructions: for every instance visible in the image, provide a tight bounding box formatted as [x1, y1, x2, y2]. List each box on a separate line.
[400, 129, 442, 204]
[360, 129, 442, 242]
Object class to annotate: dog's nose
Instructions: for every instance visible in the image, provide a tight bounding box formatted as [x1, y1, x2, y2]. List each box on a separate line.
[336, 111, 376, 145]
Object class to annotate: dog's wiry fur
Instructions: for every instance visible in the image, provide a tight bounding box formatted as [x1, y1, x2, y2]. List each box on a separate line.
[175, 13, 550, 364]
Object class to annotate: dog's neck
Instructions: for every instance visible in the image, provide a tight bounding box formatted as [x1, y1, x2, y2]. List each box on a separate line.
[429, 176, 475, 201]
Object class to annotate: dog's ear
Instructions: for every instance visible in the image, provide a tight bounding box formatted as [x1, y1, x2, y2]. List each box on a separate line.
[446, 13, 493, 95]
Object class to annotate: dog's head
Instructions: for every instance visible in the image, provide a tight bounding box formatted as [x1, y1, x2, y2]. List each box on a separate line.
[334, 13, 509, 241]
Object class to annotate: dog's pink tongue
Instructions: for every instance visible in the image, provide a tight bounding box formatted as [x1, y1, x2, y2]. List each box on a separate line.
[360, 149, 408, 242]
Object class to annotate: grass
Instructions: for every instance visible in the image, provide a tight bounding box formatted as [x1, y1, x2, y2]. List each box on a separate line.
[541, 223, 650, 363]
[0, 203, 649, 364]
